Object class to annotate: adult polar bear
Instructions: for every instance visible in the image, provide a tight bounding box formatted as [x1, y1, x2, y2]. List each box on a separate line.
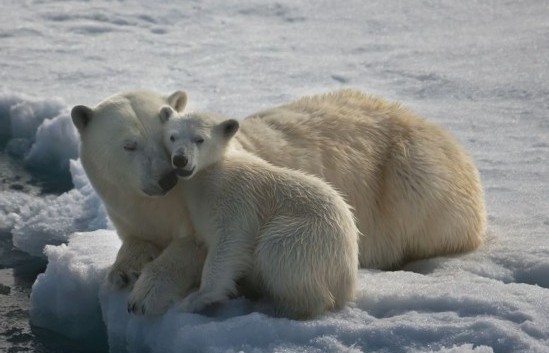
[71, 89, 486, 315]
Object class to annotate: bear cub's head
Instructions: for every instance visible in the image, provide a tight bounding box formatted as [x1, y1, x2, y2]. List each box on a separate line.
[159, 106, 239, 179]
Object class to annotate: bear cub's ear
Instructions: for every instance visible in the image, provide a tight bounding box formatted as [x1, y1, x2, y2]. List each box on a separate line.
[159, 105, 175, 123]
[71, 105, 94, 132]
[167, 90, 188, 112]
[219, 119, 240, 139]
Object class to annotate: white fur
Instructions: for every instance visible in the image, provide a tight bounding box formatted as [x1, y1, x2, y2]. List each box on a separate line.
[235, 90, 486, 269]
[162, 109, 359, 318]
[72, 89, 485, 316]
[71, 90, 202, 315]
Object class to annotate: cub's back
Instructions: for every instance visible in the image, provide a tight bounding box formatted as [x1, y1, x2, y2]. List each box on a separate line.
[203, 151, 352, 221]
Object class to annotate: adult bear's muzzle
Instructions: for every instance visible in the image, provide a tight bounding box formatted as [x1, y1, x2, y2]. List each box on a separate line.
[158, 170, 178, 192]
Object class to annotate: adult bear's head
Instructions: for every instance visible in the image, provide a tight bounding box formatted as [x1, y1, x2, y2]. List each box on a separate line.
[71, 90, 187, 197]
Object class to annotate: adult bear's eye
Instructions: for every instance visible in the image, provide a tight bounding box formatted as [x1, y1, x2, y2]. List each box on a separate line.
[170, 135, 176, 142]
[195, 137, 204, 144]
[123, 141, 137, 151]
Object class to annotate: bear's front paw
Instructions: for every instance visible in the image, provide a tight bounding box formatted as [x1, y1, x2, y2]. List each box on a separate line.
[107, 243, 160, 290]
[179, 290, 223, 313]
[178, 291, 205, 313]
[127, 270, 180, 316]
[108, 266, 140, 290]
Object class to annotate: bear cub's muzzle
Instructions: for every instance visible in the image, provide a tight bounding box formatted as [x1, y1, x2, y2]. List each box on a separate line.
[171, 152, 195, 178]
[172, 154, 188, 168]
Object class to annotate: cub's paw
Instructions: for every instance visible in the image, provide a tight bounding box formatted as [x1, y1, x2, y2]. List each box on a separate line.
[179, 290, 223, 313]
[127, 270, 181, 316]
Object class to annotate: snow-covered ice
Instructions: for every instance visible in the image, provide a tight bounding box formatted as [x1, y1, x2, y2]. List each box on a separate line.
[0, 154, 108, 257]
[31, 229, 549, 353]
[1, 0, 548, 352]
[30, 231, 116, 351]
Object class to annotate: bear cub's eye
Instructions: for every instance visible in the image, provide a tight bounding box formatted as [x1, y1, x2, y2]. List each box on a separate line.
[123, 141, 137, 151]
[194, 137, 205, 144]
[170, 135, 176, 142]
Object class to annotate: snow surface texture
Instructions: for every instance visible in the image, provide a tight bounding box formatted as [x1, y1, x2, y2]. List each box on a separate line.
[30, 232, 549, 353]
[0, 91, 109, 256]
[0, 0, 548, 352]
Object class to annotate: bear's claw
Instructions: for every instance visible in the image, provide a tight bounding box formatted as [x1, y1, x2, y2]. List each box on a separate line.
[127, 301, 146, 315]
[108, 269, 141, 290]
[127, 270, 181, 316]
[178, 290, 221, 313]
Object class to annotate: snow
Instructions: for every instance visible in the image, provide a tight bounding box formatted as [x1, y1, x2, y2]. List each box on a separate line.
[28, 231, 549, 353]
[12, 159, 110, 256]
[26, 113, 80, 173]
[30, 231, 117, 352]
[0, 0, 548, 352]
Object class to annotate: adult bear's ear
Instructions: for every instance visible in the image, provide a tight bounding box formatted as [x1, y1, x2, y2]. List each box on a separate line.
[71, 105, 94, 133]
[167, 90, 187, 112]
[219, 119, 239, 139]
[159, 105, 174, 123]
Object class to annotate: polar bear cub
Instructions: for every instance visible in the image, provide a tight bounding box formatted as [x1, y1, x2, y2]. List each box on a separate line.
[159, 106, 359, 318]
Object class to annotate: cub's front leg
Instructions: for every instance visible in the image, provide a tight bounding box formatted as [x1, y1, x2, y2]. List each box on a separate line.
[128, 236, 206, 315]
[107, 237, 162, 289]
[179, 232, 251, 313]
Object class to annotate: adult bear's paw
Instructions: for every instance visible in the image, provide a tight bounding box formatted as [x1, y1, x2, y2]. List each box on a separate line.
[108, 239, 161, 290]
[127, 266, 181, 315]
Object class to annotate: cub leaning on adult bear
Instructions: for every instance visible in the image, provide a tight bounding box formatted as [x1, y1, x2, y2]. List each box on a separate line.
[159, 106, 359, 318]
[71, 89, 486, 315]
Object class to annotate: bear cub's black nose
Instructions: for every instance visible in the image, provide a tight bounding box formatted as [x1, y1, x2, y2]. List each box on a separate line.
[173, 155, 188, 168]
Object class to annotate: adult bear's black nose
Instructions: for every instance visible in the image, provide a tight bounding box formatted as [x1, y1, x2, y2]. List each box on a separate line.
[172, 155, 188, 168]
[159, 170, 178, 192]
